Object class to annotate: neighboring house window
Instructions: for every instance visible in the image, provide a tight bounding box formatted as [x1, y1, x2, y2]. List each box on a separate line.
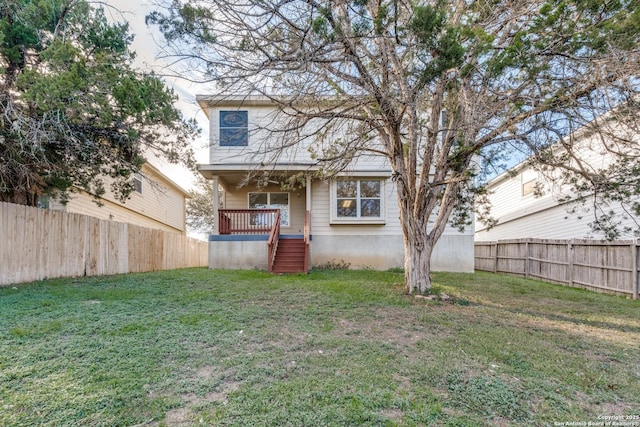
[522, 179, 536, 197]
[333, 179, 384, 222]
[521, 172, 542, 197]
[220, 110, 249, 146]
[37, 196, 50, 209]
[249, 192, 289, 226]
[133, 173, 143, 194]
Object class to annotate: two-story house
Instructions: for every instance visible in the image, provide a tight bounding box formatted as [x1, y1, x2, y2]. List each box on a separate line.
[476, 117, 640, 241]
[45, 162, 190, 234]
[197, 95, 475, 273]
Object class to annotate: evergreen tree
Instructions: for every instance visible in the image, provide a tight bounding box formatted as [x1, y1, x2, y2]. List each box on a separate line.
[0, 0, 198, 206]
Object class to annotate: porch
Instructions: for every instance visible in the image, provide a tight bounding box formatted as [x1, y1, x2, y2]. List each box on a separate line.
[210, 209, 311, 273]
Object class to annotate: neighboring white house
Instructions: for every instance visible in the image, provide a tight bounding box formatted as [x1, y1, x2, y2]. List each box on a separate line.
[475, 119, 640, 241]
[44, 162, 190, 234]
[196, 95, 475, 273]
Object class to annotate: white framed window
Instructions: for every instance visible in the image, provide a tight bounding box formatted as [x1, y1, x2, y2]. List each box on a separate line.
[331, 179, 385, 224]
[219, 110, 248, 146]
[248, 192, 290, 226]
[521, 171, 543, 198]
[133, 173, 143, 194]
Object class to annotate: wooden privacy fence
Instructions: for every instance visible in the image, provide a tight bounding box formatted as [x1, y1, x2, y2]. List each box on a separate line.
[0, 202, 208, 286]
[475, 239, 640, 299]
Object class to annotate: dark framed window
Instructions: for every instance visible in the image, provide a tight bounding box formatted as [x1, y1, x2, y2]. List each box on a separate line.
[37, 196, 50, 209]
[219, 111, 248, 146]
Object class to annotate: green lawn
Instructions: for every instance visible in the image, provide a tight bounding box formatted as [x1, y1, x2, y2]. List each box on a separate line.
[1, 269, 639, 426]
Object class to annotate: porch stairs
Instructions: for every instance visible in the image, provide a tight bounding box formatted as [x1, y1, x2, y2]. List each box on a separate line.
[272, 238, 306, 273]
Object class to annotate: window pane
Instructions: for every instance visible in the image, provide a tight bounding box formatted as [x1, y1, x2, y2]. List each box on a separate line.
[522, 179, 537, 196]
[269, 193, 288, 205]
[249, 193, 268, 208]
[37, 196, 50, 209]
[220, 111, 248, 146]
[220, 128, 248, 146]
[336, 180, 357, 197]
[133, 173, 143, 194]
[249, 193, 289, 226]
[337, 198, 357, 217]
[220, 111, 248, 127]
[359, 180, 380, 198]
[270, 193, 289, 226]
[360, 199, 380, 217]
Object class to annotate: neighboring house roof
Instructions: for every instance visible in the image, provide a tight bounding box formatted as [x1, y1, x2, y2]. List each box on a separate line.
[143, 161, 191, 198]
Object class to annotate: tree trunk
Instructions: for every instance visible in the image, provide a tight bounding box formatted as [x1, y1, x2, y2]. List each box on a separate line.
[398, 193, 435, 294]
[403, 231, 434, 294]
[0, 191, 39, 207]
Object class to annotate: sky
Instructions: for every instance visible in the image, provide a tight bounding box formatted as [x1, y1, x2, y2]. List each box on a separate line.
[102, 0, 211, 190]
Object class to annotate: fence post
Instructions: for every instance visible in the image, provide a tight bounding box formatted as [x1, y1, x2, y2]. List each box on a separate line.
[493, 241, 498, 273]
[568, 240, 574, 287]
[632, 240, 638, 300]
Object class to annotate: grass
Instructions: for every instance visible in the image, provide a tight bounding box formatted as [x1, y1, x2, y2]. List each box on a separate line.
[1, 269, 639, 426]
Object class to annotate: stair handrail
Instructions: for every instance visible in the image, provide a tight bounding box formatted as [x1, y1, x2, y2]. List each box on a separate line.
[267, 210, 281, 273]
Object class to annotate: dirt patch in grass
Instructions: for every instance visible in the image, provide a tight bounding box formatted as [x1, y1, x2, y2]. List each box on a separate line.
[521, 314, 639, 346]
[334, 306, 454, 345]
[380, 408, 404, 421]
[195, 365, 215, 379]
[203, 381, 242, 404]
[162, 407, 192, 427]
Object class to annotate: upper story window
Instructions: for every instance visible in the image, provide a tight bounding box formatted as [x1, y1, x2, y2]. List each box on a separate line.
[133, 173, 143, 194]
[521, 171, 543, 198]
[219, 110, 248, 146]
[332, 179, 385, 224]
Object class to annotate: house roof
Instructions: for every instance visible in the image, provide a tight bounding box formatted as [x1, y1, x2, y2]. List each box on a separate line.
[143, 162, 192, 198]
[198, 163, 393, 186]
[196, 95, 279, 117]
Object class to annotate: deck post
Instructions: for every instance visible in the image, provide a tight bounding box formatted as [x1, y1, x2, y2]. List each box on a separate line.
[212, 176, 220, 235]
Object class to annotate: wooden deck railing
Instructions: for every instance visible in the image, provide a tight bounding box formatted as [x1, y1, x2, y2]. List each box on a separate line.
[267, 211, 281, 273]
[218, 209, 280, 235]
[217, 208, 306, 273]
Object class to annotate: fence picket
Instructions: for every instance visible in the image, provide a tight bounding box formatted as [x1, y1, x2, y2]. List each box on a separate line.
[475, 238, 639, 297]
[0, 202, 208, 286]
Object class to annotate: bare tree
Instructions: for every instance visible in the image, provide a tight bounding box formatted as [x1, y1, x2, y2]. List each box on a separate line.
[186, 175, 219, 237]
[149, 0, 640, 293]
